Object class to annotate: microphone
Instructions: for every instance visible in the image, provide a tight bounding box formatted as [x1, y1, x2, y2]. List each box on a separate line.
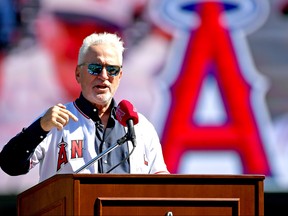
[116, 100, 139, 147]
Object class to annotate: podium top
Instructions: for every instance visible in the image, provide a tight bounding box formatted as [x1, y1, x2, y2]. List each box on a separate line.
[20, 173, 265, 195]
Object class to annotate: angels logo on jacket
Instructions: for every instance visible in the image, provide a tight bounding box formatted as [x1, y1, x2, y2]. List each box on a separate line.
[57, 138, 84, 171]
[57, 139, 68, 171]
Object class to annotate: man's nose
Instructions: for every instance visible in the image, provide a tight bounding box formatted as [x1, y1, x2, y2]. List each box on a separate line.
[98, 67, 109, 79]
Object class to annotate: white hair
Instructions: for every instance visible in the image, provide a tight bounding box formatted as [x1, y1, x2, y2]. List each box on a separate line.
[78, 32, 125, 65]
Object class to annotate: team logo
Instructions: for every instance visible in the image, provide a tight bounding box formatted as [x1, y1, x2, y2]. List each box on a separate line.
[57, 139, 68, 171]
[115, 107, 125, 122]
[150, 0, 272, 175]
[56, 139, 84, 171]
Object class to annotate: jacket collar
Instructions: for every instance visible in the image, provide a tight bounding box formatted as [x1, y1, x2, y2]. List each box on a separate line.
[75, 93, 117, 124]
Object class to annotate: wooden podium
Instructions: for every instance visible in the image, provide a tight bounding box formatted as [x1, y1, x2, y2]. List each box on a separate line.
[17, 174, 264, 216]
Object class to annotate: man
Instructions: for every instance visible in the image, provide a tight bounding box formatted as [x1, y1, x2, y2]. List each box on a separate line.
[0, 32, 169, 182]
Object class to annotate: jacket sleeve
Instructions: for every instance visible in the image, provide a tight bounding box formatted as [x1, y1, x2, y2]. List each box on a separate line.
[0, 118, 48, 176]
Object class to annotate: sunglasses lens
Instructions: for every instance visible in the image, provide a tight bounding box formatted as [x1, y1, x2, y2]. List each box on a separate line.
[106, 66, 121, 76]
[88, 64, 103, 75]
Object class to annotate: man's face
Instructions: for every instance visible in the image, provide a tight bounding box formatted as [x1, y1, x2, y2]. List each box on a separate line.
[76, 43, 123, 107]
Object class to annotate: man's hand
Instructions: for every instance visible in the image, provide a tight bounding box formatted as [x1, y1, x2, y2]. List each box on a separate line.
[40, 103, 78, 131]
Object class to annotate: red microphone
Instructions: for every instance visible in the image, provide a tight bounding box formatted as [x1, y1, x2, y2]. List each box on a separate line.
[116, 100, 139, 146]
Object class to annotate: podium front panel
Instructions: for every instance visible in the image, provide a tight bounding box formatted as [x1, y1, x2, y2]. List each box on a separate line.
[96, 198, 240, 216]
[17, 174, 264, 216]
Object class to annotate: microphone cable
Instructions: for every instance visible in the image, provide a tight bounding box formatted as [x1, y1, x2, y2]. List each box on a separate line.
[105, 144, 135, 174]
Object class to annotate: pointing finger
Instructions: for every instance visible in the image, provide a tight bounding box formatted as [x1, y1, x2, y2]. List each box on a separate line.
[68, 111, 78, 122]
[57, 104, 78, 122]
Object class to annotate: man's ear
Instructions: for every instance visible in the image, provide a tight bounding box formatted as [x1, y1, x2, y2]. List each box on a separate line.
[75, 66, 81, 83]
[119, 70, 123, 79]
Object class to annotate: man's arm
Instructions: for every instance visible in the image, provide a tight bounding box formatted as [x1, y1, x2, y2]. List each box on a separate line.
[0, 103, 78, 176]
[0, 118, 48, 176]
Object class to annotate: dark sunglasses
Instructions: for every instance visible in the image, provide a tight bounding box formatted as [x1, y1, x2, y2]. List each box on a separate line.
[79, 63, 122, 77]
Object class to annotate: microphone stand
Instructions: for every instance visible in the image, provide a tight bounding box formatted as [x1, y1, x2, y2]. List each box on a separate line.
[74, 134, 129, 174]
